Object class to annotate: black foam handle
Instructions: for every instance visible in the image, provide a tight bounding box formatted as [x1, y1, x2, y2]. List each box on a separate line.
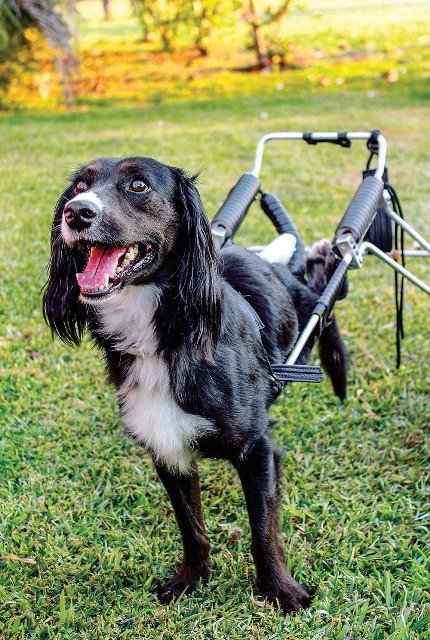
[260, 192, 306, 277]
[335, 175, 384, 242]
[313, 258, 350, 329]
[211, 173, 260, 244]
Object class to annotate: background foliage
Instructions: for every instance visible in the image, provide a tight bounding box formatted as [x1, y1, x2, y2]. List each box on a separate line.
[0, 0, 76, 106]
[1, 0, 429, 109]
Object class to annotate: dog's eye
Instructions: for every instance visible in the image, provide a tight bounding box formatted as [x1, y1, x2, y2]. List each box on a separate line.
[129, 179, 149, 193]
[74, 180, 88, 194]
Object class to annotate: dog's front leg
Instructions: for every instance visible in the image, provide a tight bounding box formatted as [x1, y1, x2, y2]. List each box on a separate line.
[235, 436, 313, 613]
[155, 463, 210, 603]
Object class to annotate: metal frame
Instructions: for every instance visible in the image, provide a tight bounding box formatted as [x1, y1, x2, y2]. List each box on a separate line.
[248, 130, 428, 368]
[285, 254, 352, 366]
[358, 242, 430, 295]
[382, 193, 430, 253]
[251, 131, 387, 180]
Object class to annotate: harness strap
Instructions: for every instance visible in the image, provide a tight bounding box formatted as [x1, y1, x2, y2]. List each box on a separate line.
[125, 290, 322, 386]
[234, 292, 323, 386]
[235, 293, 265, 332]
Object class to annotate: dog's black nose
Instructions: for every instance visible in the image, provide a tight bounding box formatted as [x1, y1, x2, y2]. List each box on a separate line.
[64, 201, 99, 230]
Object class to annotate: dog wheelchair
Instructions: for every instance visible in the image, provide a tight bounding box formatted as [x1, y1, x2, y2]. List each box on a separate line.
[210, 130, 430, 387]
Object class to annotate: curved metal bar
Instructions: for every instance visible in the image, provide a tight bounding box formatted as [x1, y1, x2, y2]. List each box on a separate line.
[374, 133, 387, 180]
[251, 131, 387, 179]
[252, 132, 304, 176]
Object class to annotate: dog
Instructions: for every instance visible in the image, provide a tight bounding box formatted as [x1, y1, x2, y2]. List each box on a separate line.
[43, 156, 348, 614]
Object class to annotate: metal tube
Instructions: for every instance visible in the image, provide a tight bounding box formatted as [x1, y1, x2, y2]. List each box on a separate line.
[384, 208, 430, 253]
[360, 242, 430, 295]
[252, 132, 304, 176]
[375, 134, 387, 180]
[251, 131, 387, 178]
[285, 314, 321, 366]
[390, 250, 430, 258]
[286, 253, 353, 365]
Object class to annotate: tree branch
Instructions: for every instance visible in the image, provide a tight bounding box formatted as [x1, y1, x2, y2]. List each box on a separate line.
[263, 0, 293, 26]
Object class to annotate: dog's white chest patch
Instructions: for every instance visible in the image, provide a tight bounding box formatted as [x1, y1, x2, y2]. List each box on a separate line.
[98, 285, 214, 474]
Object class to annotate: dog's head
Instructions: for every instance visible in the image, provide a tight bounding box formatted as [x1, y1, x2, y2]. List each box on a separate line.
[43, 157, 221, 356]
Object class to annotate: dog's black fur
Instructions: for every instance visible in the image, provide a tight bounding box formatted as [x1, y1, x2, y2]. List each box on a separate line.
[43, 157, 348, 613]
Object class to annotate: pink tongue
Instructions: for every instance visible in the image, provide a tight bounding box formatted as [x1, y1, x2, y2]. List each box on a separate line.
[77, 245, 128, 291]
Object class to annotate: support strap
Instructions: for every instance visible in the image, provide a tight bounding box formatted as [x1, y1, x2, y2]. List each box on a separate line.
[234, 291, 323, 385]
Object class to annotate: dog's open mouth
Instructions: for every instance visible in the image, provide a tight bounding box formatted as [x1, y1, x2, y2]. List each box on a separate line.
[76, 241, 156, 299]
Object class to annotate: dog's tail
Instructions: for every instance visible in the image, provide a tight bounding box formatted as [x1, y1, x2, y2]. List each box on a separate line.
[306, 240, 349, 400]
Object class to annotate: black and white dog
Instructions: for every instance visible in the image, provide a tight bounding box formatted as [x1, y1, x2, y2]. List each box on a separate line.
[43, 157, 348, 614]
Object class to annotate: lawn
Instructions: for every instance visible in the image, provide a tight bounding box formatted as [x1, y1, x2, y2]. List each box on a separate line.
[1, 2, 429, 639]
[1, 87, 429, 639]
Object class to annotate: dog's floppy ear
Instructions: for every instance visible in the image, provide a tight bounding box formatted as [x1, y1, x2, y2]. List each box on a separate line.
[42, 186, 88, 345]
[172, 171, 222, 358]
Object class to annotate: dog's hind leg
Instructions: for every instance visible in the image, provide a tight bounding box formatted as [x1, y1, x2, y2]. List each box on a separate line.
[155, 463, 210, 603]
[235, 435, 313, 614]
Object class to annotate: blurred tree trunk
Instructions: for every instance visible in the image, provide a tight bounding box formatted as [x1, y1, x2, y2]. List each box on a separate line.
[245, 0, 293, 69]
[247, 0, 270, 68]
[102, 0, 111, 20]
[191, 1, 213, 57]
[159, 20, 172, 51]
[18, 0, 78, 106]
[54, 55, 74, 107]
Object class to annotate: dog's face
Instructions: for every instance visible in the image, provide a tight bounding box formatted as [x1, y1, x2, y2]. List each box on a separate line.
[44, 156, 221, 353]
[60, 157, 182, 304]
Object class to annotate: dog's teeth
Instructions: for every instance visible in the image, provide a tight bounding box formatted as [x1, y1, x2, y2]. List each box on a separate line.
[116, 266, 122, 273]
[103, 273, 109, 288]
[122, 258, 130, 268]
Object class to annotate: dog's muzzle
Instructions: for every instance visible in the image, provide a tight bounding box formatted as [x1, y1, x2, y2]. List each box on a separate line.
[64, 199, 100, 231]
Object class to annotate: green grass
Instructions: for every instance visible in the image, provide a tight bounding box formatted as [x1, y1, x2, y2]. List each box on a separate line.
[1, 1, 429, 636]
[1, 87, 429, 639]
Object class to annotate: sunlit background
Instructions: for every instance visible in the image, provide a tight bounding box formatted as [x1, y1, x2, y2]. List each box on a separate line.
[2, 0, 429, 109]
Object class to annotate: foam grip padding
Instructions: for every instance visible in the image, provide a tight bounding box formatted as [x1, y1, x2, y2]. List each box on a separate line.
[335, 175, 384, 242]
[314, 258, 350, 320]
[260, 192, 306, 276]
[211, 173, 260, 242]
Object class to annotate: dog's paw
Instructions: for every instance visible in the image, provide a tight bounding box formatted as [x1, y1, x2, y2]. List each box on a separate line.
[157, 567, 208, 604]
[306, 238, 332, 260]
[261, 581, 315, 614]
[306, 238, 332, 261]
[157, 575, 195, 604]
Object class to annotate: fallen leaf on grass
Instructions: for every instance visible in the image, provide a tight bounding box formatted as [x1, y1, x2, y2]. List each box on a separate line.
[0, 554, 37, 564]
[250, 598, 266, 607]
